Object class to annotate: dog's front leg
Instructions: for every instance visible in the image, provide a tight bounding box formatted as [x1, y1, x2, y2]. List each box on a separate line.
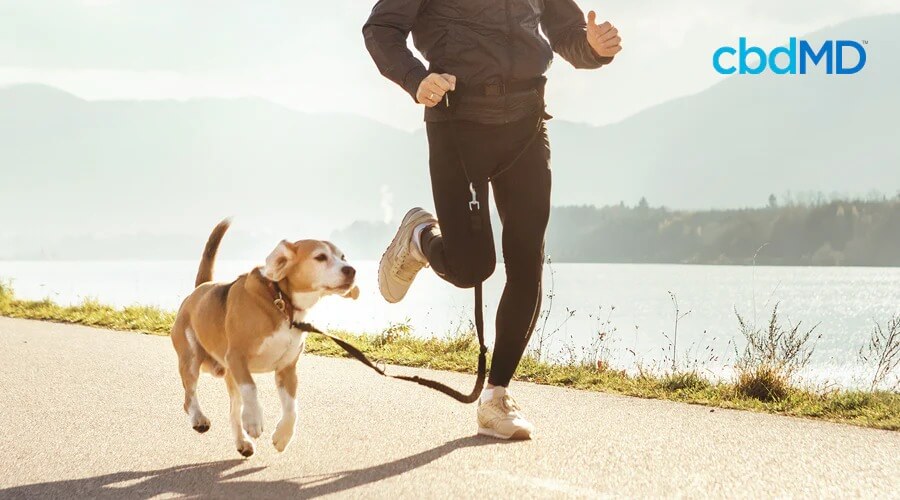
[225, 374, 255, 457]
[272, 361, 299, 452]
[225, 352, 264, 439]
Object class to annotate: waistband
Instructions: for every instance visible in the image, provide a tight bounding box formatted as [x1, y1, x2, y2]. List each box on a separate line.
[450, 76, 546, 97]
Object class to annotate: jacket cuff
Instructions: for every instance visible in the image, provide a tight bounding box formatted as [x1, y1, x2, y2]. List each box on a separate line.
[587, 41, 615, 67]
[401, 66, 429, 102]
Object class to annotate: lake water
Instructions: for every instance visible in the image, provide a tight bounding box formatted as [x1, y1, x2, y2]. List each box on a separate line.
[2, 260, 898, 389]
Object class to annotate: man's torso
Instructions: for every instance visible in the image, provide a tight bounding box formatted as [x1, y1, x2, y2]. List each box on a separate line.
[413, 0, 553, 124]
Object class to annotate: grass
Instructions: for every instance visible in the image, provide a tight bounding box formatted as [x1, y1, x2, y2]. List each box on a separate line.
[733, 305, 819, 403]
[735, 365, 790, 402]
[1, 281, 898, 431]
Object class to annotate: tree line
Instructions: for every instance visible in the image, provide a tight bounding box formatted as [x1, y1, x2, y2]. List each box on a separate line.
[546, 196, 900, 266]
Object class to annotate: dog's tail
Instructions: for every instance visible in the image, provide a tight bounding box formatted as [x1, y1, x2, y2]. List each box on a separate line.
[195, 218, 231, 288]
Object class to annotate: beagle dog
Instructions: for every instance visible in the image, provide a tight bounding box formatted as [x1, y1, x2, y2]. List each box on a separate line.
[170, 219, 358, 457]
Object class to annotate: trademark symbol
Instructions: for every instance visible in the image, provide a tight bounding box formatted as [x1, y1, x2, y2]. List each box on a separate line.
[862, 40, 869, 45]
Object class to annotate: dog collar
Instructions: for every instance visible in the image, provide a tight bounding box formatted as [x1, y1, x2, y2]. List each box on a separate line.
[258, 270, 304, 328]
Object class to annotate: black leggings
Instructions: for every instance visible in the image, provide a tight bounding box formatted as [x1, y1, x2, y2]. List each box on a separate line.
[421, 116, 551, 387]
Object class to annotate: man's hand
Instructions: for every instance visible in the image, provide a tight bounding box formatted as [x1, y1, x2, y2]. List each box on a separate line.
[586, 11, 622, 58]
[416, 73, 457, 108]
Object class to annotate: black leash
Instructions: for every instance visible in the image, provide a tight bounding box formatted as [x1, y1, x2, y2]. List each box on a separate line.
[266, 272, 486, 404]
[291, 315, 486, 404]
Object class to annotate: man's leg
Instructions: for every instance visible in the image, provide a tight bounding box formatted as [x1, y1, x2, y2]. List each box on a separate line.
[475, 117, 550, 440]
[420, 120, 499, 288]
[378, 116, 546, 441]
[488, 119, 551, 387]
[377, 120, 501, 304]
[422, 117, 549, 382]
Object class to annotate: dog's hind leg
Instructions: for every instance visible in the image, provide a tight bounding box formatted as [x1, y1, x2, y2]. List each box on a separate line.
[225, 373, 255, 457]
[201, 358, 226, 378]
[173, 321, 211, 433]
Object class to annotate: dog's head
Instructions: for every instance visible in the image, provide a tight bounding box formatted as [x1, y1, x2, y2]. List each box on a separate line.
[261, 239, 358, 300]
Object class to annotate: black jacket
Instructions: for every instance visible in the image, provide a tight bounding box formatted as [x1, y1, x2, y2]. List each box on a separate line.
[363, 0, 612, 123]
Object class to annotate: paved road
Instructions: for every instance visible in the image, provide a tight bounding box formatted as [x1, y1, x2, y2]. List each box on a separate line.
[0, 317, 898, 499]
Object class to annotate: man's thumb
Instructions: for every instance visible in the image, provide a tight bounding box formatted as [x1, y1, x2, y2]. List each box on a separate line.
[442, 73, 457, 90]
[587, 10, 597, 26]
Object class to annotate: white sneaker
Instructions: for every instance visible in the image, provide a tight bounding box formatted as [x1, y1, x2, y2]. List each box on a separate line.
[477, 387, 535, 440]
[378, 207, 437, 303]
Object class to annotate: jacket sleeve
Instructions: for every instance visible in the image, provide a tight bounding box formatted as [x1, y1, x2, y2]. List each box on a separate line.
[542, 0, 614, 69]
[362, 0, 430, 102]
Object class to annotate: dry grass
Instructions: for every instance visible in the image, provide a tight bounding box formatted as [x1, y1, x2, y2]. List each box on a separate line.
[859, 315, 900, 391]
[660, 371, 711, 392]
[735, 365, 790, 402]
[733, 304, 820, 402]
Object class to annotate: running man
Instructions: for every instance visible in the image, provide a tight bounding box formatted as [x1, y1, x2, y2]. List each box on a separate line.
[363, 0, 621, 439]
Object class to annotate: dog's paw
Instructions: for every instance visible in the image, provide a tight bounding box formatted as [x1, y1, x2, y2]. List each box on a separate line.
[190, 413, 211, 433]
[272, 421, 295, 452]
[236, 439, 255, 458]
[242, 405, 264, 438]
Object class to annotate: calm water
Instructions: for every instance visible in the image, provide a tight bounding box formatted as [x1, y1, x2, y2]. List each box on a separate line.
[2, 260, 898, 388]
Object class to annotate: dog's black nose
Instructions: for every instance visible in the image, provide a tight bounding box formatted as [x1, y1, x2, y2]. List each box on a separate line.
[342, 266, 356, 278]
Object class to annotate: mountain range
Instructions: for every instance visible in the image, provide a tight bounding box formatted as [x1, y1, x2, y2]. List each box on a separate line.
[1, 14, 897, 259]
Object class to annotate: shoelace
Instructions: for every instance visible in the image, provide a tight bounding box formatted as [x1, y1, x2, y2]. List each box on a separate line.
[500, 395, 523, 415]
[392, 248, 421, 282]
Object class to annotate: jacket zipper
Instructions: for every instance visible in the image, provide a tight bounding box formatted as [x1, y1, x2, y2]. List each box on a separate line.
[504, 0, 514, 122]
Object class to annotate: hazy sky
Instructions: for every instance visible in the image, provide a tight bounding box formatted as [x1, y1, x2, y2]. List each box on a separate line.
[2, 0, 899, 130]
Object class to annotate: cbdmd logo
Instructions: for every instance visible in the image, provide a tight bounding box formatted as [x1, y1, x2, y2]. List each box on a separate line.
[713, 38, 867, 75]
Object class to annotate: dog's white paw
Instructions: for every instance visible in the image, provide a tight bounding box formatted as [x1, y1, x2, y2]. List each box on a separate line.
[236, 438, 255, 458]
[242, 404, 264, 438]
[190, 413, 211, 434]
[272, 420, 296, 452]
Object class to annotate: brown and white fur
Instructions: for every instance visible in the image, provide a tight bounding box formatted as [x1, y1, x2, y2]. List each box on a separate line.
[171, 219, 358, 457]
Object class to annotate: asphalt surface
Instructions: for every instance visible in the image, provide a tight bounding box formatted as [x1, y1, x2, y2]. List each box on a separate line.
[0, 317, 898, 499]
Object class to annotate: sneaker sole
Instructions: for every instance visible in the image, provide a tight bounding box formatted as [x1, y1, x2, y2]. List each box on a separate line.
[477, 426, 533, 440]
[378, 208, 432, 304]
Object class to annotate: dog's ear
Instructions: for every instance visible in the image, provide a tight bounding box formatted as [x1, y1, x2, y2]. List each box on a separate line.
[262, 240, 295, 281]
[342, 285, 360, 300]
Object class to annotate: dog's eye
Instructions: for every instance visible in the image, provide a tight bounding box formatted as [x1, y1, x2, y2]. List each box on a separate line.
[341, 255, 346, 261]
[315, 254, 328, 262]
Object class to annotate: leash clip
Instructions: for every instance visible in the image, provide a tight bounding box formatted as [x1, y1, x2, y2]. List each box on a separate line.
[273, 296, 286, 313]
[468, 182, 480, 212]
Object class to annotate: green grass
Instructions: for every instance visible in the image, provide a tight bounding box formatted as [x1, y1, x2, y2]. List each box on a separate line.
[1, 281, 897, 431]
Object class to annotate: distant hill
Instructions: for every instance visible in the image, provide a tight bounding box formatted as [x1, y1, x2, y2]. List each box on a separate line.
[1, 15, 897, 259]
[0, 84, 429, 240]
[549, 14, 900, 210]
